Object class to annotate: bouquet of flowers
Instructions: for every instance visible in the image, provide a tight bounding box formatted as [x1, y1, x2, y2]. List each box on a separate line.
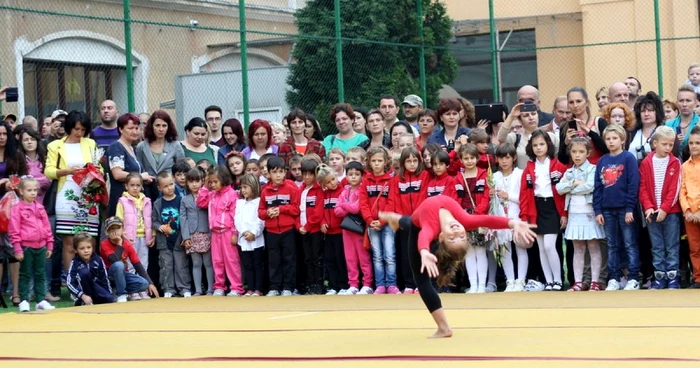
[72, 147, 108, 216]
[486, 161, 510, 266]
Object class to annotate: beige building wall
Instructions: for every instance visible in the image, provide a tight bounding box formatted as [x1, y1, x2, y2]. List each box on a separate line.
[0, 0, 295, 119]
[444, 0, 700, 105]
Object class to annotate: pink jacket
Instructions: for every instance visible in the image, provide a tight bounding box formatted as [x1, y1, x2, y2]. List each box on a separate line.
[9, 201, 53, 254]
[334, 185, 361, 218]
[197, 185, 239, 233]
[26, 158, 52, 205]
[117, 193, 153, 244]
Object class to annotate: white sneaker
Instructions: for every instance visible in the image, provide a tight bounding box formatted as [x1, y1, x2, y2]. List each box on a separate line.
[117, 295, 128, 303]
[343, 287, 359, 295]
[281, 290, 293, 296]
[35, 300, 55, 310]
[129, 293, 142, 301]
[213, 289, 225, 296]
[513, 279, 526, 292]
[504, 280, 516, 292]
[139, 291, 151, 300]
[476, 286, 486, 293]
[226, 291, 241, 297]
[325, 289, 338, 295]
[18, 300, 30, 312]
[525, 279, 545, 292]
[164, 292, 173, 298]
[623, 279, 640, 290]
[606, 279, 621, 291]
[485, 283, 497, 292]
[183, 292, 192, 298]
[357, 286, 373, 295]
[466, 286, 478, 294]
[266, 290, 280, 296]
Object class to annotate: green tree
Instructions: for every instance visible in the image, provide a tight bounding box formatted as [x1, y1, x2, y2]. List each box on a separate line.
[286, 0, 457, 133]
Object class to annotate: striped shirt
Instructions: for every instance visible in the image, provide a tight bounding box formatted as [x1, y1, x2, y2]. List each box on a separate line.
[652, 154, 669, 208]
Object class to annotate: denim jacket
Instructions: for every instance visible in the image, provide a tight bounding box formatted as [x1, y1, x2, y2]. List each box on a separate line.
[555, 160, 596, 210]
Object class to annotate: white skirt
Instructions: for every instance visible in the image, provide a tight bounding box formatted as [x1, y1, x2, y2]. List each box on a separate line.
[564, 213, 605, 240]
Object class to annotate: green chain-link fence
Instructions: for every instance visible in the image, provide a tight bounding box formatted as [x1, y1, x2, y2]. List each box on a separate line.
[1, 0, 699, 134]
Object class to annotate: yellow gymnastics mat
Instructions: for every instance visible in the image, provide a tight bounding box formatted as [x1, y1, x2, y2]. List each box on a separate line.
[2, 290, 700, 368]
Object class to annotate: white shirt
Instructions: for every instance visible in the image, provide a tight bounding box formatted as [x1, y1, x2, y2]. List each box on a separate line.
[249, 146, 273, 160]
[629, 129, 653, 161]
[534, 157, 554, 198]
[652, 154, 669, 208]
[233, 198, 265, 251]
[300, 186, 311, 226]
[493, 168, 522, 220]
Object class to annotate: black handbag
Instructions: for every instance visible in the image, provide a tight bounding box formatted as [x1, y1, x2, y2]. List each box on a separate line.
[340, 213, 366, 234]
[43, 152, 61, 216]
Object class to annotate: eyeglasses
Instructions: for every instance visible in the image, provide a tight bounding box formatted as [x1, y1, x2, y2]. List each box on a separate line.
[511, 125, 523, 132]
[206, 117, 222, 122]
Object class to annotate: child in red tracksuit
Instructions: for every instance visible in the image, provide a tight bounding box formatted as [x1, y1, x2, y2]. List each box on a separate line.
[469, 128, 496, 170]
[295, 159, 325, 295]
[425, 149, 456, 199]
[359, 146, 398, 294]
[317, 163, 348, 295]
[638, 126, 682, 289]
[259, 156, 300, 296]
[387, 147, 428, 294]
[520, 130, 568, 291]
[451, 143, 491, 293]
[196, 166, 243, 296]
[335, 161, 373, 294]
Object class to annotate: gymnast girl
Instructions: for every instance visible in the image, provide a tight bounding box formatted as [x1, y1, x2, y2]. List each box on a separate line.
[379, 195, 536, 338]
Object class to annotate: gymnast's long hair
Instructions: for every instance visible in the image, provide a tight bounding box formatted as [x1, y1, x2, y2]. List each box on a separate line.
[434, 239, 468, 287]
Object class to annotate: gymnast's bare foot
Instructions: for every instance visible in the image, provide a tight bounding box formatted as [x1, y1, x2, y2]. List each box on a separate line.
[429, 327, 453, 339]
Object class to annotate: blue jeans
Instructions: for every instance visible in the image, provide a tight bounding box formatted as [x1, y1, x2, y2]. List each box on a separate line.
[603, 209, 640, 281]
[646, 212, 680, 272]
[369, 225, 396, 287]
[108, 261, 148, 296]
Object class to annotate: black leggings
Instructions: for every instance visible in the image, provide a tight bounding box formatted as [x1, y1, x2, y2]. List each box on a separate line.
[400, 216, 442, 313]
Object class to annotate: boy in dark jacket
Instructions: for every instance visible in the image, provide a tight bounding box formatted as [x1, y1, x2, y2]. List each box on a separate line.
[67, 232, 114, 305]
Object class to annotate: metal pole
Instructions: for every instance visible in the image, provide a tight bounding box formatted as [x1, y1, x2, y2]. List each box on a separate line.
[416, 0, 427, 103]
[653, 0, 663, 97]
[488, 0, 499, 102]
[123, 0, 135, 112]
[334, 0, 344, 102]
[239, 0, 250, 130]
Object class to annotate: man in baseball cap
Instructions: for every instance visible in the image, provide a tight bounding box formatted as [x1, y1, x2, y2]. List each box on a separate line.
[402, 94, 424, 129]
[47, 110, 68, 143]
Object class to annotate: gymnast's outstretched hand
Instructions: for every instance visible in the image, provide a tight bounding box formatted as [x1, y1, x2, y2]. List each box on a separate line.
[510, 220, 537, 246]
[379, 211, 401, 232]
[420, 249, 439, 278]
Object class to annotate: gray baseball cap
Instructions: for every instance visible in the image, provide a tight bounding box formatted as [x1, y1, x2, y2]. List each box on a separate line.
[402, 94, 424, 107]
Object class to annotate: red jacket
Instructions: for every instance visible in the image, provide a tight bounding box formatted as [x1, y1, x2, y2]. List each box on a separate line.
[477, 153, 495, 170]
[519, 158, 567, 224]
[638, 152, 682, 214]
[258, 179, 300, 234]
[426, 171, 456, 199]
[359, 171, 392, 225]
[295, 181, 325, 233]
[387, 170, 429, 215]
[449, 168, 490, 215]
[322, 185, 344, 235]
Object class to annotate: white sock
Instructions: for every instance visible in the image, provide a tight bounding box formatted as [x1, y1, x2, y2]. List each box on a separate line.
[476, 246, 488, 288]
[543, 234, 562, 283]
[537, 235, 553, 283]
[487, 249, 498, 285]
[465, 247, 477, 288]
[516, 245, 528, 281]
[501, 243, 515, 281]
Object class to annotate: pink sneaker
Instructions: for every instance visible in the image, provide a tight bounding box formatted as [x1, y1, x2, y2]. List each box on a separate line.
[403, 288, 414, 294]
[387, 286, 402, 294]
[375, 286, 387, 294]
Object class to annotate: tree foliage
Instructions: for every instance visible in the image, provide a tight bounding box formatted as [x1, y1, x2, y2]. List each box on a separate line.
[286, 0, 457, 133]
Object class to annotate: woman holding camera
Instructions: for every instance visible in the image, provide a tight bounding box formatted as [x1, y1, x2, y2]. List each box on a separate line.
[627, 92, 666, 163]
[558, 87, 608, 165]
[498, 100, 559, 170]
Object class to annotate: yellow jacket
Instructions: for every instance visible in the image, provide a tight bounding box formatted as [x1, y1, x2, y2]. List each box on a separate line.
[44, 137, 100, 193]
[680, 157, 700, 214]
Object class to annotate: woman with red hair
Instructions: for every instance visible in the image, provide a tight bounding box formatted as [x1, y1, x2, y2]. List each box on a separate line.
[136, 110, 185, 200]
[241, 119, 279, 160]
